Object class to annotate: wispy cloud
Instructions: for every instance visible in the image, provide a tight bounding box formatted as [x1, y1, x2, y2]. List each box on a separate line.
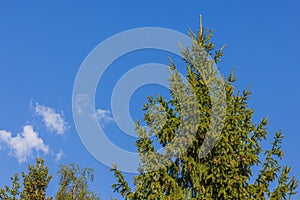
[74, 94, 90, 115]
[35, 103, 68, 135]
[55, 149, 64, 162]
[92, 109, 114, 126]
[0, 125, 49, 163]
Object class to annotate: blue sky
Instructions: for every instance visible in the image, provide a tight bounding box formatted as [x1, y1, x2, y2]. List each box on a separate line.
[0, 1, 300, 199]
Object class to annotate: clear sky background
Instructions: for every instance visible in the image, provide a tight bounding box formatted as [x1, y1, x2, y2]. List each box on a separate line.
[0, 1, 299, 199]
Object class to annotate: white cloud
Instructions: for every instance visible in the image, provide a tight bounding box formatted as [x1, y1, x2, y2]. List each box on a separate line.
[74, 94, 114, 126]
[92, 109, 114, 126]
[55, 149, 64, 162]
[35, 103, 68, 135]
[0, 125, 49, 163]
[74, 94, 90, 115]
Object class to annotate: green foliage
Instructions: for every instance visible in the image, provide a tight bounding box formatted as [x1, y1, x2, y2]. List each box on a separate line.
[0, 158, 52, 200]
[0, 174, 21, 200]
[111, 16, 298, 199]
[0, 159, 100, 200]
[56, 163, 100, 200]
[20, 158, 52, 200]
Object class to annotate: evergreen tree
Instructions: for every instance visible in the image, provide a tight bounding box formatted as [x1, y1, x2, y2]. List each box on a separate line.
[111, 17, 298, 199]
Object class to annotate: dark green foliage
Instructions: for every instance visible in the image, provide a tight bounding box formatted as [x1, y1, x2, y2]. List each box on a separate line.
[111, 17, 298, 199]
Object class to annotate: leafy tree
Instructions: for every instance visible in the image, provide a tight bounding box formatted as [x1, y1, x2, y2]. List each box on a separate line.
[56, 163, 100, 200]
[20, 158, 52, 200]
[111, 17, 298, 199]
[0, 159, 100, 200]
[0, 174, 21, 200]
[0, 158, 52, 200]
